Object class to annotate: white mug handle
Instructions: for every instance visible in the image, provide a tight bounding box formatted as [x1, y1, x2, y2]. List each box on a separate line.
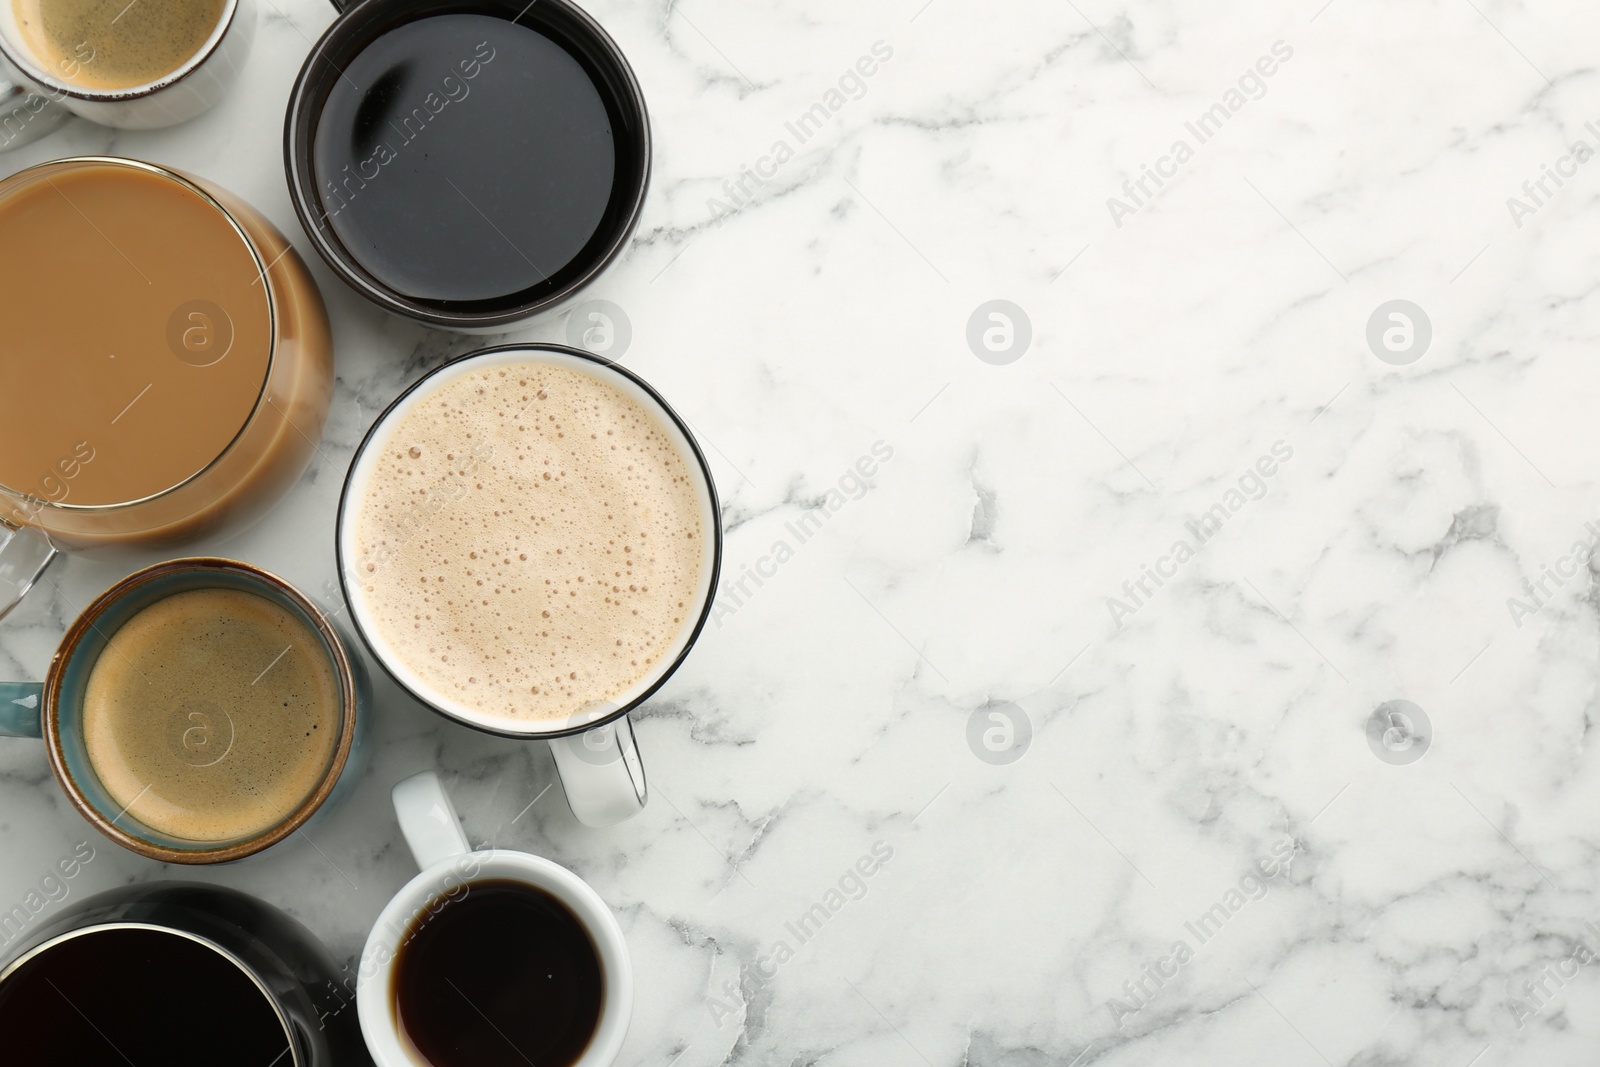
[0, 72, 70, 154]
[548, 715, 647, 828]
[391, 771, 471, 870]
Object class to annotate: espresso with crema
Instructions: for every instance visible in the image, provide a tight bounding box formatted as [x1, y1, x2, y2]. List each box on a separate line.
[350, 361, 704, 724]
[82, 588, 340, 842]
[11, 0, 225, 90]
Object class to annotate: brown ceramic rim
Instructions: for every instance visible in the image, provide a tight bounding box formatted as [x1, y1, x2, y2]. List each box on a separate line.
[0, 156, 279, 513]
[0, 0, 242, 102]
[41, 557, 357, 865]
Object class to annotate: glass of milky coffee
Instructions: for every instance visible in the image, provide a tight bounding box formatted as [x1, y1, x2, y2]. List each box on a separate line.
[337, 346, 722, 827]
[0, 156, 333, 620]
[0, 0, 255, 129]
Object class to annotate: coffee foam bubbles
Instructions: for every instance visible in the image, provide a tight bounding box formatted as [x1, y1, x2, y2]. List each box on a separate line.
[11, 0, 227, 91]
[353, 362, 704, 724]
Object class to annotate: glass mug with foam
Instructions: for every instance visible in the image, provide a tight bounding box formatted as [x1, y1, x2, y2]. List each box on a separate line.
[0, 0, 255, 132]
[359, 771, 632, 1067]
[337, 345, 722, 826]
[0, 557, 368, 863]
[0, 156, 333, 620]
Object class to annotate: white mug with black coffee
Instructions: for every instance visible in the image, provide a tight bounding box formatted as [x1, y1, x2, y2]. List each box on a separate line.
[358, 770, 632, 1067]
[337, 345, 721, 826]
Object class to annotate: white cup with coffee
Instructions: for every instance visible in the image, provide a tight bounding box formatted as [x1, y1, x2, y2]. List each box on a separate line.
[358, 770, 633, 1067]
[336, 345, 722, 826]
[0, 0, 255, 131]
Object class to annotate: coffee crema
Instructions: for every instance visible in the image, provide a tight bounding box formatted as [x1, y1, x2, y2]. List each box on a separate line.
[351, 361, 703, 723]
[11, 0, 226, 90]
[82, 587, 340, 842]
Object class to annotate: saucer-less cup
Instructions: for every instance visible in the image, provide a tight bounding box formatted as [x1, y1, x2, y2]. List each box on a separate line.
[337, 345, 721, 827]
[358, 771, 632, 1067]
[0, 557, 368, 863]
[0, 156, 334, 621]
[0, 881, 370, 1066]
[284, 0, 649, 331]
[0, 0, 256, 130]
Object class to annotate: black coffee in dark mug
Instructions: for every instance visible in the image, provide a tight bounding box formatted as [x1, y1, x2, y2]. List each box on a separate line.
[0, 882, 370, 1066]
[285, 0, 650, 332]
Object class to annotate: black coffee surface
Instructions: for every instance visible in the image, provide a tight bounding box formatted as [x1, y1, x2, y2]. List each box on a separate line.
[0, 927, 291, 1065]
[312, 13, 618, 305]
[395, 879, 604, 1067]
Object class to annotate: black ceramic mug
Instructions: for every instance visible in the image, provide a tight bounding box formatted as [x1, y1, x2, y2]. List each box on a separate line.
[0, 881, 370, 1066]
[284, 0, 650, 332]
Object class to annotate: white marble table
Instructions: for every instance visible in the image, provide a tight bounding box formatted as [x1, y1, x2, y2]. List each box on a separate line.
[5, 0, 1600, 1063]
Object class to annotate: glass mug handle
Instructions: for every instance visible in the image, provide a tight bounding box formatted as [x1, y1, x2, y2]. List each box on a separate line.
[0, 520, 57, 623]
[549, 716, 647, 828]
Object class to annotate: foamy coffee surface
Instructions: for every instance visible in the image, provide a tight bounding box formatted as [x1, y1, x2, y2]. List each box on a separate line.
[353, 362, 704, 724]
[12, 0, 226, 90]
[82, 588, 341, 843]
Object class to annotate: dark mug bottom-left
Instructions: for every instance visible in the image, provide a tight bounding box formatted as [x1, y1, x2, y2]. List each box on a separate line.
[0, 882, 371, 1067]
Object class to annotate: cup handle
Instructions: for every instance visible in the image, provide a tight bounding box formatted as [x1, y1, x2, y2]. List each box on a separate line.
[0, 682, 42, 738]
[0, 73, 70, 155]
[548, 715, 647, 828]
[391, 771, 472, 870]
[0, 520, 56, 623]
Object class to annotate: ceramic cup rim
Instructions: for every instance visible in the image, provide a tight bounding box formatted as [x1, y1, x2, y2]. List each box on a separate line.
[356, 848, 632, 1067]
[333, 343, 722, 741]
[282, 0, 651, 330]
[42, 556, 360, 864]
[0, 0, 242, 102]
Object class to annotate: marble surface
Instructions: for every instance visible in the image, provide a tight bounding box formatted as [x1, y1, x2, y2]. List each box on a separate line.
[5, 0, 1600, 1063]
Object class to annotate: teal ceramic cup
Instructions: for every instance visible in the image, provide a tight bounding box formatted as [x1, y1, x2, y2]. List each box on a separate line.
[0, 557, 368, 863]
